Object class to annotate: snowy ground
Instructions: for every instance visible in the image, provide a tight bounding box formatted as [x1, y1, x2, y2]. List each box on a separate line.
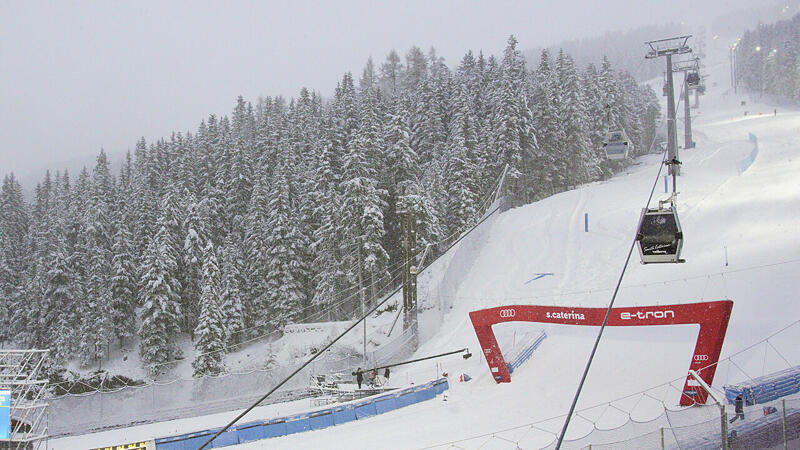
[50, 35, 800, 450]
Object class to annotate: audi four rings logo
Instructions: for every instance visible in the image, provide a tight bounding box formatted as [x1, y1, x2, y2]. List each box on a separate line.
[499, 309, 516, 318]
[694, 354, 709, 361]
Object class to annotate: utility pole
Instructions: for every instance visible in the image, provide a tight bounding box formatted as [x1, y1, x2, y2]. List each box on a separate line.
[646, 36, 692, 176]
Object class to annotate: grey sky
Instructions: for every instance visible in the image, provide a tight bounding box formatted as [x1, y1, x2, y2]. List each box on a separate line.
[0, 0, 776, 186]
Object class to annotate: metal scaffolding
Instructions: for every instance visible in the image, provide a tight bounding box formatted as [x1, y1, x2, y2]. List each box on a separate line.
[0, 349, 49, 450]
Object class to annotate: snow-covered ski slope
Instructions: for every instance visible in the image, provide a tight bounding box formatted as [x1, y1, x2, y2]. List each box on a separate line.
[52, 38, 800, 449]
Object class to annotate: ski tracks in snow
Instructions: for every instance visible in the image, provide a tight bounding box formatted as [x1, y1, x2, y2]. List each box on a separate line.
[556, 188, 587, 301]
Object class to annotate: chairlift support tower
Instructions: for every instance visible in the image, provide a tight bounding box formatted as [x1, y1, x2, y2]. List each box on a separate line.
[646, 36, 692, 176]
[673, 57, 701, 151]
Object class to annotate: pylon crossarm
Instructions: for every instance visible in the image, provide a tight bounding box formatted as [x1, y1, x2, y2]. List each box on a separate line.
[646, 35, 692, 58]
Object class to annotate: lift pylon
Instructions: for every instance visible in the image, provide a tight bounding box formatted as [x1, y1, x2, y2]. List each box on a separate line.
[646, 36, 692, 176]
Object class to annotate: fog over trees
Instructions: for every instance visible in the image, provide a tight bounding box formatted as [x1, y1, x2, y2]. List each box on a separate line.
[735, 13, 800, 101]
[0, 37, 659, 376]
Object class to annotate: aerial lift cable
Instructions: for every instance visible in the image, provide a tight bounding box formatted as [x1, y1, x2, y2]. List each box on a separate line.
[555, 145, 670, 449]
[197, 284, 402, 449]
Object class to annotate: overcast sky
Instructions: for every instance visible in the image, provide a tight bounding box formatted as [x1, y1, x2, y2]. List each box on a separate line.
[0, 0, 774, 186]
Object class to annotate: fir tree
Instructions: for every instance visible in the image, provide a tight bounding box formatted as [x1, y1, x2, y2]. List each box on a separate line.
[219, 239, 245, 345]
[110, 219, 138, 346]
[138, 208, 183, 375]
[192, 241, 226, 377]
[263, 156, 309, 329]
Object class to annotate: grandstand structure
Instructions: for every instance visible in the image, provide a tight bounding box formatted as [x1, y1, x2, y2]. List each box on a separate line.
[0, 349, 49, 450]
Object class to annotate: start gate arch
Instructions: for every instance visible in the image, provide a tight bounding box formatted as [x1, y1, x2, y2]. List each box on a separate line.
[468, 300, 733, 406]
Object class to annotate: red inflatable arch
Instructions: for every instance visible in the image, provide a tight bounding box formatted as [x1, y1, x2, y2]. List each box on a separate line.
[469, 300, 733, 405]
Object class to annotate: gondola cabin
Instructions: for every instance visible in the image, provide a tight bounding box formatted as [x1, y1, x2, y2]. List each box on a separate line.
[603, 130, 631, 160]
[636, 206, 685, 264]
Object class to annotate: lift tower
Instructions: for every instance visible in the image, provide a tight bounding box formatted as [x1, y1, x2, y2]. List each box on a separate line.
[672, 57, 701, 151]
[646, 36, 692, 175]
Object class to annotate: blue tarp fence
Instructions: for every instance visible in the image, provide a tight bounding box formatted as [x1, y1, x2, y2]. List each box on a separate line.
[154, 378, 448, 449]
[725, 365, 800, 406]
[738, 133, 759, 174]
[507, 331, 547, 375]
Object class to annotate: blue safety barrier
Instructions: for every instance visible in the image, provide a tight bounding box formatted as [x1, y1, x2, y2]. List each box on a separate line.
[738, 133, 759, 174]
[211, 428, 239, 447]
[354, 400, 378, 419]
[414, 387, 436, 403]
[155, 378, 448, 449]
[394, 390, 417, 408]
[507, 331, 547, 374]
[284, 413, 311, 435]
[153, 435, 185, 450]
[332, 404, 357, 425]
[374, 395, 397, 414]
[432, 379, 448, 395]
[235, 422, 265, 443]
[180, 430, 220, 450]
[263, 420, 287, 438]
[725, 365, 800, 406]
[309, 410, 335, 430]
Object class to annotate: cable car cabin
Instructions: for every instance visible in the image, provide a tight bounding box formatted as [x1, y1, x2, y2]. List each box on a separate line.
[636, 206, 685, 264]
[603, 130, 631, 160]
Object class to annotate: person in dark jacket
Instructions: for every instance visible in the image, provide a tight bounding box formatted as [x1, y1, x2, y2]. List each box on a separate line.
[729, 394, 745, 423]
[354, 368, 363, 389]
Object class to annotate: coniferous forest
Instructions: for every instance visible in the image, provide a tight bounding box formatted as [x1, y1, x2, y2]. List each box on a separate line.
[735, 13, 800, 101]
[0, 37, 660, 376]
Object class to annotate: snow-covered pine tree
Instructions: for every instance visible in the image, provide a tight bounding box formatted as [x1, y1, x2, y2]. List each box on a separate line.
[182, 195, 207, 335]
[556, 50, 597, 186]
[192, 241, 226, 377]
[340, 85, 390, 313]
[138, 199, 183, 375]
[110, 218, 138, 347]
[0, 173, 29, 344]
[379, 50, 403, 95]
[243, 165, 272, 332]
[309, 114, 348, 320]
[42, 233, 80, 361]
[443, 83, 483, 236]
[582, 63, 608, 175]
[492, 36, 539, 201]
[219, 238, 245, 346]
[78, 150, 115, 366]
[529, 48, 563, 198]
[263, 153, 309, 329]
[381, 98, 415, 268]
